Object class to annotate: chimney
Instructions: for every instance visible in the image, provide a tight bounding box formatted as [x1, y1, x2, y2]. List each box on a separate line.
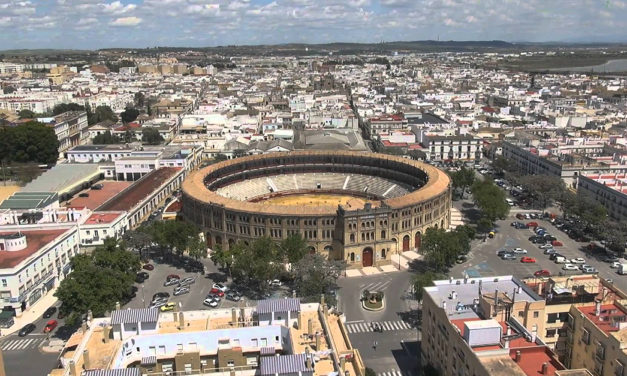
[478, 279, 483, 296]
[69, 361, 78, 376]
[81, 321, 88, 333]
[505, 326, 512, 348]
[442, 301, 447, 311]
[494, 289, 499, 315]
[515, 350, 522, 363]
[320, 294, 325, 306]
[298, 311, 303, 329]
[83, 350, 90, 369]
[464, 276, 468, 284]
[240, 308, 246, 324]
[103, 326, 110, 343]
[179, 312, 185, 328]
[231, 308, 238, 327]
[115, 301, 121, 311]
[340, 355, 346, 371]
[87, 310, 93, 322]
[595, 299, 601, 316]
[542, 362, 549, 375]
[305, 355, 312, 369]
[315, 332, 321, 350]
[449, 276, 453, 284]
[308, 319, 313, 335]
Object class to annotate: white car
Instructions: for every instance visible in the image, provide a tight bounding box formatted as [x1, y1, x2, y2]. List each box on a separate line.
[539, 244, 553, 249]
[570, 258, 586, 264]
[563, 264, 579, 271]
[268, 279, 282, 287]
[512, 248, 528, 254]
[212, 283, 228, 292]
[203, 298, 219, 308]
[611, 262, 622, 268]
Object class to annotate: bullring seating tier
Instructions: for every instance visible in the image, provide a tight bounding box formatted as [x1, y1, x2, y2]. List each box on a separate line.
[214, 172, 411, 201]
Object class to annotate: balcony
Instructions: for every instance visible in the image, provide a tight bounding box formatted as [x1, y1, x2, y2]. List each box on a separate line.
[2, 269, 56, 304]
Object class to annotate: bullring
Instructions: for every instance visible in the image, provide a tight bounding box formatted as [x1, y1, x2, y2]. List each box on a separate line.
[181, 150, 451, 268]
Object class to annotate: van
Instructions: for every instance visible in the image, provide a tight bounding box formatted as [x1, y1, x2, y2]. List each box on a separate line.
[506, 198, 515, 206]
[554, 256, 567, 264]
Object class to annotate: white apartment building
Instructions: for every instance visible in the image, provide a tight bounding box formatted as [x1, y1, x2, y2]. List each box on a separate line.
[578, 174, 627, 222]
[38, 111, 89, 157]
[422, 134, 483, 161]
[0, 63, 24, 75]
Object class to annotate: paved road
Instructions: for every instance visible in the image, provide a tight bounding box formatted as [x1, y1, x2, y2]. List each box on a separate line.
[337, 272, 419, 376]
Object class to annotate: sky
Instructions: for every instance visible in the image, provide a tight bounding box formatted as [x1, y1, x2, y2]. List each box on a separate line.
[0, 0, 625, 50]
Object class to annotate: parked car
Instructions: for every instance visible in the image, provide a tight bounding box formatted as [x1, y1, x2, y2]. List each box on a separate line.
[43, 320, 58, 333]
[173, 286, 190, 296]
[164, 278, 180, 287]
[512, 248, 528, 254]
[543, 248, 556, 255]
[150, 299, 168, 309]
[166, 274, 180, 281]
[226, 291, 242, 301]
[521, 256, 536, 263]
[527, 222, 539, 228]
[178, 277, 195, 286]
[497, 250, 510, 256]
[152, 292, 170, 302]
[456, 255, 468, 264]
[142, 264, 154, 271]
[18, 323, 36, 337]
[501, 253, 516, 260]
[534, 270, 551, 277]
[91, 183, 104, 190]
[160, 302, 177, 312]
[570, 258, 586, 264]
[210, 288, 225, 297]
[602, 256, 620, 263]
[42, 306, 57, 319]
[539, 244, 553, 249]
[611, 261, 622, 268]
[269, 279, 282, 287]
[562, 264, 579, 271]
[552, 241, 564, 247]
[203, 298, 219, 308]
[78, 192, 89, 198]
[212, 283, 228, 292]
[136, 272, 149, 283]
[580, 265, 598, 273]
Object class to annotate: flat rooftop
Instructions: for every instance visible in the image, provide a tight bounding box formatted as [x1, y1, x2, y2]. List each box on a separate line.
[0, 228, 69, 269]
[97, 168, 182, 212]
[426, 276, 541, 319]
[65, 181, 132, 209]
[577, 303, 627, 335]
[83, 212, 125, 225]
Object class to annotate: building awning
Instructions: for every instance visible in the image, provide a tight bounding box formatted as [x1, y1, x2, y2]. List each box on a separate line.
[260, 346, 276, 356]
[552, 287, 571, 295]
[141, 356, 156, 366]
[260, 354, 313, 376]
[111, 308, 159, 325]
[62, 263, 72, 273]
[82, 369, 141, 376]
[257, 298, 301, 315]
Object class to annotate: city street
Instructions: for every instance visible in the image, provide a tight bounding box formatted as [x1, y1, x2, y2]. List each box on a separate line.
[337, 271, 419, 376]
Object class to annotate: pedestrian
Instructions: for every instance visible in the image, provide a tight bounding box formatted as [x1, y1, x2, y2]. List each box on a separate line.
[373, 340, 378, 350]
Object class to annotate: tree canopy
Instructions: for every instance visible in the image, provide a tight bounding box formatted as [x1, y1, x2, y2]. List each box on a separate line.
[142, 220, 204, 256]
[420, 226, 473, 272]
[472, 179, 509, 223]
[141, 127, 164, 145]
[291, 253, 344, 306]
[93, 131, 121, 145]
[121, 108, 140, 123]
[450, 166, 475, 198]
[518, 174, 565, 210]
[54, 238, 140, 324]
[18, 109, 35, 119]
[0, 121, 60, 164]
[412, 271, 441, 301]
[53, 102, 84, 115]
[89, 105, 118, 125]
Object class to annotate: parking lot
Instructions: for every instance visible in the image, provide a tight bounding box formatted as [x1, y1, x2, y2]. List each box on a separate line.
[450, 210, 627, 293]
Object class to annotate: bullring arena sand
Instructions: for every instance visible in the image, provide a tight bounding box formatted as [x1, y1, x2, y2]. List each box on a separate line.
[254, 193, 379, 209]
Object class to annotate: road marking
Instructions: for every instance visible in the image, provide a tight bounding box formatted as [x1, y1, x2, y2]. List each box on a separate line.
[345, 320, 364, 324]
[378, 370, 405, 376]
[346, 320, 413, 334]
[1, 337, 43, 351]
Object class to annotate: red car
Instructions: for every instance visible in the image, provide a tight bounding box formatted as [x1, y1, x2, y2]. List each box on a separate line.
[551, 240, 563, 247]
[209, 288, 225, 297]
[43, 319, 58, 333]
[142, 264, 154, 271]
[521, 256, 536, 263]
[526, 222, 539, 228]
[166, 274, 180, 281]
[516, 213, 525, 220]
[534, 269, 551, 277]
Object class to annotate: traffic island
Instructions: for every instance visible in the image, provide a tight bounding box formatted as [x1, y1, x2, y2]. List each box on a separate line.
[361, 290, 385, 311]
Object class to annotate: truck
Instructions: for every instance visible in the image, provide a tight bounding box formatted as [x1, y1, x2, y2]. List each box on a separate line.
[619, 264, 627, 275]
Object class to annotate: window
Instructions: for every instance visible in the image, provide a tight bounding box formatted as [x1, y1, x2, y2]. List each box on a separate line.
[177, 343, 184, 352]
[616, 360, 624, 376]
[227, 360, 235, 367]
[582, 328, 590, 345]
[533, 311, 539, 318]
[1, 279, 6, 287]
[261, 338, 267, 347]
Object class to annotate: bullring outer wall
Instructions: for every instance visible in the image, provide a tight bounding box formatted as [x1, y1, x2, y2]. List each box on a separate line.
[181, 151, 452, 268]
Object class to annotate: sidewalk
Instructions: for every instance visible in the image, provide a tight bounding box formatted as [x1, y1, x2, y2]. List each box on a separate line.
[344, 251, 423, 278]
[1, 287, 59, 337]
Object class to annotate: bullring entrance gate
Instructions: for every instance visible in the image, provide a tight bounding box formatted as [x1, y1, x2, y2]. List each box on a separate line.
[362, 247, 373, 267]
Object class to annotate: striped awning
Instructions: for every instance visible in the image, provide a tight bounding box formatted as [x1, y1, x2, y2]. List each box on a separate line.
[141, 356, 156, 365]
[111, 308, 159, 325]
[260, 354, 313, 375]
[260, 346, 276, 356]
[257, 298, 301, 315]
[82, 369, 141, 376]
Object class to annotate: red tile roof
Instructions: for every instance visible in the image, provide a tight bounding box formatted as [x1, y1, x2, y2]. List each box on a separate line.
[578, 304, 627, 334]
[0, 229, 69, 268]
[84, 212, 125, 225]
[65, 181, 132, 210]
[509, 347, 562, 376]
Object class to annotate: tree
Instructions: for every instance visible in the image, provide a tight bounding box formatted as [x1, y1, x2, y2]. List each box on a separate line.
[291, 254, 344, 306]
[53, 103, 85, 115]
[141, 127, 164, 145]
[134, 92, 145, 108]
[0, 121, 60, 164]
[143, 220, 202, 256]
[54, 239, 140, 325]
[121, 108, 140, 123]
[412, 271, 440, 301]
[123, 130, 136, 143]
[93, 131, 121, 145]
[279, 234, 309, 263]
[214, 153, 228, 162]
[518, 174, 565, 211]
[3, 86, 16, 94]
[472, 179, 509, 222]
[228, 237, 284, 292]
[451, 167, 475, 198]
[187, 236, 208, 260]
[89, 105, 118, 125]
[18, 109, 35, 119]
[420, 227, 472, 271]
[122, 228, 154, 257]
[493, 156, 516, 174]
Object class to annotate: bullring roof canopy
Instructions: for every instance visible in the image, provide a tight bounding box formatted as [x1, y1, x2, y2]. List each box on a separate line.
[182, 150, 450, 216]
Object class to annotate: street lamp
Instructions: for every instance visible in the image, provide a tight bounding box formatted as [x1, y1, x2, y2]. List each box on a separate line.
[141, 284, 146, 308]
[398, 251, 401, 270]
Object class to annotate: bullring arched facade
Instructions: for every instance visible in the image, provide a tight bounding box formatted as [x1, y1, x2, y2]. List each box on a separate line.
[181, 151, 452, 269]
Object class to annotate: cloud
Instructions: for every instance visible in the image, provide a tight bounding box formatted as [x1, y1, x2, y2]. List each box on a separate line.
[101, 1, 137, 14]
[110, 16, 142, 26]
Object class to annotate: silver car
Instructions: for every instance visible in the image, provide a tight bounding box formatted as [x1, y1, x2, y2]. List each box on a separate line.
[178, 277, 195, 286]
[174, 286, 190, 296]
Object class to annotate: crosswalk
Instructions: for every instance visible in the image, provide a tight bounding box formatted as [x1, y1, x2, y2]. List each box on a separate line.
[359, 280, 392, 292]
[378, 370, 407, 376]
[345, 320, 412, 333]
[1, 337, 45, 351]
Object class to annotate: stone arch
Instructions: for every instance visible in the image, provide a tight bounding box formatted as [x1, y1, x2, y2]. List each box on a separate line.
[350, 252, 355, 262]
[206, 232, 213, 247]
[415, 231, 422, 250]
[215, 236, 223, 247]
[308, 246, 316, 255]
[402, 235, 410, 252]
